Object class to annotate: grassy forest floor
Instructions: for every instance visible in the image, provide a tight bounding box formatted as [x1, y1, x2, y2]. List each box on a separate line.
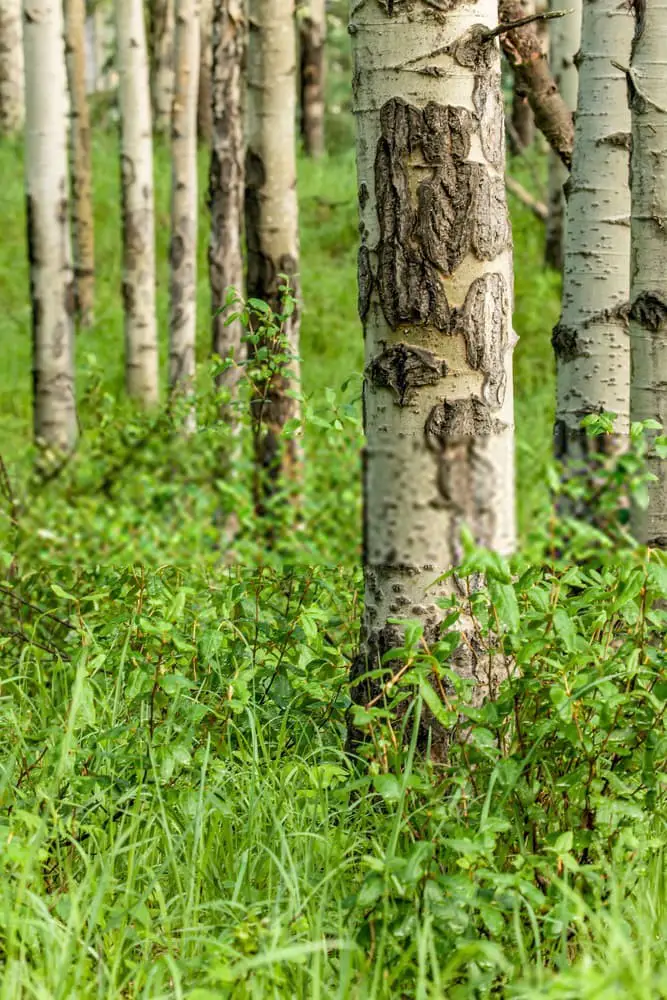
[1, 133, 667, 999]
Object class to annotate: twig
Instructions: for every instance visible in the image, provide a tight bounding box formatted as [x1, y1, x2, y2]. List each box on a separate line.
[483, 8, 570, 40]
[506, 175, 548, 221]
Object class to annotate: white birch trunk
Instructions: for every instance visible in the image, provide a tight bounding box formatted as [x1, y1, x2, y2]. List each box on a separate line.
[115, 0, 159, 404]
[628, 0, 667, 547]
[24, 0, 77, 449]
[169, 0, 200, 430]
[349, 0, 516, 738]
[298, 0, 325, 157]
[197, 0, 212, 143]
[209, 0, 245, 395]
[545, 0, 580, 270]
[65, 0, 95, 326]
[245, 0, 301, 507]
[149, 0, 175, 135]
[553, 0, 632, 475]
[0, 0, 24, 134]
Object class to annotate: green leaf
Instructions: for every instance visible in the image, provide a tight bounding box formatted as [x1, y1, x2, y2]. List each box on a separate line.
[419, 679, 457, 728]
[373, 774, 401, 802]
[488, 578, 520, 632]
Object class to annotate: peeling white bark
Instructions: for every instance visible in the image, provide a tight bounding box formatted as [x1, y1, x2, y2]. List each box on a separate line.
[169, 0, 200, 430]
[116, 0, 159, 404]
[351, 0, 516, 714]
[554, 0, 632, 467]
[24, 0, 77, 449]
[628, 0, 667, 547]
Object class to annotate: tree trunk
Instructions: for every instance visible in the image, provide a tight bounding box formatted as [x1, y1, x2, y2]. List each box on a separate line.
[0, 0, 24, 134]
[298, 0, 325, 158]
[208, 0, 245, 397]
[510, 0, 535, 152]
[197, 0, 213, 143]
[552, 0, 631, 486]
[349, 0, 516, 750]
[116, 0, 159, 404]
[245, 0, 301, 509]
[545, 0, 580, 270]
[148, 0, 175, 135]
[90, 0, 116, 92]
[169, 0, 200, 429]
[628, 1, 667, 548]
[24, 0, 77, 450]
[64, 0, 95, 327]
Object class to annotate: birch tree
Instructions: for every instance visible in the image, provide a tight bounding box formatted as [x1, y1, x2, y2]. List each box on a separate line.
[628, 0, 667, 547]
[24, 0, 77, 449]
[65, 0, 95, 326]
[116, 0, 159, 404]
[0, 0, 24, 134]
[298, 0, 325, 158]
[546, 0, 580, 269]
[553, 0, 632, 485]
[208, 0, 245, 396]
[245, 0, 301, 504]
[148, 0, 175, 134]
[349, 0, 516, 735]
[169, 0, 200, 426]
[197, 0, 212, 143]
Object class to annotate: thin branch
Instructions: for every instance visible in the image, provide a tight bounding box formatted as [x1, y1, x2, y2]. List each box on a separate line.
[506, 175, 548, 221]
[483, 7, 570, 41]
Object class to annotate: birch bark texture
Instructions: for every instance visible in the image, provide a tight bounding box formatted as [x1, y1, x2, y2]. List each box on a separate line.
[148, 0, 176, 134]
[553, 0, 632, 473]
[245, 0, 301, 502]
[545, 0, 580, 269]
[197, 0, 213, 143]
[0, 0, 23, 133]
[169, 0, 200, 427]
[116, 0, 159, 404]
[298, 0, 325, 157]
[208, 0, 245, 394]
[65, 0, 95, 327]
[628, 0, 667, 547]
[24, 0, 77, 449]
[350, 0, 516, 717]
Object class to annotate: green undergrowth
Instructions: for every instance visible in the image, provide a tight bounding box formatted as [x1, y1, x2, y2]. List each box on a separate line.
[1, 499, 667, 997]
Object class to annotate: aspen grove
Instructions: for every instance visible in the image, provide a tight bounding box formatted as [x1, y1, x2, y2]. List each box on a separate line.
[0, 0, 666, 995]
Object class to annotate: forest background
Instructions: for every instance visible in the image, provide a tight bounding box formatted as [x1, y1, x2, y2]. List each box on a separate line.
[0, 0, 666, 997]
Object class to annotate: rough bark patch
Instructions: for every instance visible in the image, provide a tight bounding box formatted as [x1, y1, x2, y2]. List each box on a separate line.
[630, 290, 667, 332]
[552, 322, 581, 361]
[425, 396, 504, 563]
[456, 272, 510, 407]
[368, 343, 448, 405]
[358, 245, 373, 321]
[373, 97, 508, 332]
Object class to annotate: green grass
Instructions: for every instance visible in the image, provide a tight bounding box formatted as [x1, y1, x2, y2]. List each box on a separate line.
[4, 118, 663, 1000]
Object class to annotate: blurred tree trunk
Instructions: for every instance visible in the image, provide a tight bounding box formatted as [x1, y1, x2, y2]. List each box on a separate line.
[148, 0, 175, 135]
[90, 0, 115, 92]
[298, 0, 325, 157]
[510, 0, 535, 151]
[245, 0, 301, 511]
[64, 0, 95, 327]
[0, 0, 24, 134]
[208, 0, 245, 398]
[628, 0, 667, 547]
[545, 0, 580, 270]
[24, 0, 77, 450]
[169, 0, 200, 430]
[197, 0, 213, 143]
[349, 0, 516, 754]
[116, 0, 159, 404]
[553, 0, 631, 501]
